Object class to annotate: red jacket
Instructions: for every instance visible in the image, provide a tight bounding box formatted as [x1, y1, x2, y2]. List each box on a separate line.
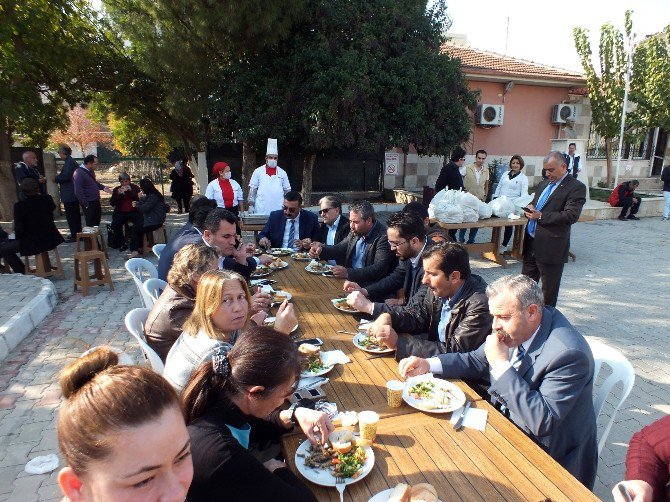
[625, 414, 670, 501]
[609, 183, 635, 206]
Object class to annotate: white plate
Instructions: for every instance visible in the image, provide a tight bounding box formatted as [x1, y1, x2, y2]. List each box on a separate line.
[300, 364, 335, 378]
[263, 317, 299, 334]
[250, 267, 272, 278]
[331, 299, 359, 314]
[305, 263, 333, 274]
[295, 439, 375, 487]
[270, 291, 292, 305]
[353, 333, 394, 354]
[268, 261, 289, 270]
[368, 488, 443, 502]
[269, 248, 293, 256]
[402, 376, 466, 414]
[291, 253, 312, 261]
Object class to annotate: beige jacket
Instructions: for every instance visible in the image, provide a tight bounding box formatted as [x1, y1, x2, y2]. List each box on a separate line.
[462, 163, 489, 201]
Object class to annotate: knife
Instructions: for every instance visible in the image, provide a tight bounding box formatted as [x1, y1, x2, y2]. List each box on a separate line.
[453, 401, 471, 430]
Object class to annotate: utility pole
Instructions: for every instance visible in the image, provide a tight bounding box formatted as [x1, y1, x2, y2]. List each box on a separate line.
[505, 17, 510, 55]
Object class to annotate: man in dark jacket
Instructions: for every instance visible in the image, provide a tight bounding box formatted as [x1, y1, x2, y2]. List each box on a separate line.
[73, 155, 112, 227]
[108, 172, 142, 250]
[257, 191, 320, 249]
[368, 241, 491, 361]
[15, 151, 47, 199]
[609, 179, 641, 221]
[434, 146, 466, 194]
[304, 195, 350, 254]
[309, 201, 396, 293]
[55, 145, 82, 241]
[344, 211, 428, 315]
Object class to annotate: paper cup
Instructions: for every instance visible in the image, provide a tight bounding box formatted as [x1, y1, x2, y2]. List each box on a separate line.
[386, 380, 405, 408]
[358, 411, 380, 442]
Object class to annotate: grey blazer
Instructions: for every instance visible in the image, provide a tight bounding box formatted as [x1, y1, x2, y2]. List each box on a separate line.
[435, 307, 597, 488]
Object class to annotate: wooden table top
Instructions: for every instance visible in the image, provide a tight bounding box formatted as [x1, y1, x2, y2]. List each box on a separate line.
[271, 261, 598, 502]
[430, 216, 528, 230]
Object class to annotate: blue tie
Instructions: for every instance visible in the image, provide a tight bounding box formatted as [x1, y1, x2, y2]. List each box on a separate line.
[288, 220, 295, 249]
[527, 182, 556, 237]
[437, 300, 451, 343]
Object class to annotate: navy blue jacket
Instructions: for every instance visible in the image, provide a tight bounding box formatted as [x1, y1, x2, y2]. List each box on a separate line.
[55, 156, 79, 203]
[258, 209, 319, 248]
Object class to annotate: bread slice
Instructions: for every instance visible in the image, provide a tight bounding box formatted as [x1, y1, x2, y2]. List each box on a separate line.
[329, 429, 353, 454]
[387, 483, 410, 502]
[298, 343, 320, 357]
[409, 483, 438, 502]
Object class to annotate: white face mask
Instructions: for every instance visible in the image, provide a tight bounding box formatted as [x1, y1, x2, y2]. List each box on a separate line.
[223, 171, 232, 179]
[267, 159, 277, 168]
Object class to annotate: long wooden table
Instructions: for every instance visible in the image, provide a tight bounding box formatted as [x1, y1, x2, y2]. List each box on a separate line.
[431, 217, 528, 267]
[269, 261, 598, 502]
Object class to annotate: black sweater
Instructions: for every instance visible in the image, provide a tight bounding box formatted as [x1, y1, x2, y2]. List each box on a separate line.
[187, 402, 316, 502]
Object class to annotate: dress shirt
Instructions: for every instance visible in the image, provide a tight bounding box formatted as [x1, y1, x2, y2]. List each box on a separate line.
[325, 215, 341, 265]
[352, 222, 377, 269]
[435, 283, 465, 343]
[409, 240, 427, 269]
[282, 214, 300, 248]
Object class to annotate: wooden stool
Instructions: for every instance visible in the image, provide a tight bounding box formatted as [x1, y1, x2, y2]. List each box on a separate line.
[142, 225, 168, 256]
[23, 248, 66, 279]
[74, 250, 114, 297]
[76, 229, 108, 258]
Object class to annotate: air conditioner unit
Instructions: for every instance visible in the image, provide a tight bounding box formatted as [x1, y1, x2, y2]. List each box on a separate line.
[476, 104, 504, 126]
[552, 104, 578, 124]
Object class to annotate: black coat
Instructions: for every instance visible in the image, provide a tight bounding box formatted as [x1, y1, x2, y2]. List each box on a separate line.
[14, 194, 65, 256]
[661, 166, 670, 192]
[15, 162, 46, 199]
[319, 221, 396, 286]
[54, 156, 79, 203]
[169, 167, 194, 197]
[369, 252, 426, 309]
[434, 161, 464, 193]
[314, 214, 350, 246]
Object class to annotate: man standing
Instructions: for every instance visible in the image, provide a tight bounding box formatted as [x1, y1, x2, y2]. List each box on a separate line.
[15, 151, 47, 199]
[309, 201, 395, 292]
[344, 211, 428, 315]
[434, 146, 466, 193]
[522, 151, 585, 307]
[662, 165, 670, 221]
[73, 155, 112, 227]
[608, 179, 641, 221]
[257, 191, 319, 249]
[458, 149, 489, 244]
[563, 142, 580, 177]
[364, 242, 491, 360]
[247, 138, 291, 214]
[55, 145, 82, 241]
[399, 274, 597, 489]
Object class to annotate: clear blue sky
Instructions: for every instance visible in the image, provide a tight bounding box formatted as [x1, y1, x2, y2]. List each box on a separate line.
[444, 0, 670, 72]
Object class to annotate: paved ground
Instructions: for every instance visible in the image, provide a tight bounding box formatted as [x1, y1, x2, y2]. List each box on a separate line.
[0, 211, 668, 501]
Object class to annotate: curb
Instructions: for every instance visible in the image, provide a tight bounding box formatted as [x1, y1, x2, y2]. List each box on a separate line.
[0, 277, 58, 364]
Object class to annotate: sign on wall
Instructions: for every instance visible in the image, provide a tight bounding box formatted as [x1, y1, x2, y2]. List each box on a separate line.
[385, 152, 400, 175]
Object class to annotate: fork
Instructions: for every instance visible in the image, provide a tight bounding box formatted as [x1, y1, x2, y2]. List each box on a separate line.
[335, 476, 346, 502]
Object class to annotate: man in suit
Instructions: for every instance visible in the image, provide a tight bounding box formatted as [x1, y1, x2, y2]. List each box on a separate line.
[344, 211, 429, 315]
[55, 145, 82, 241]
[399, 274, 597, 489]
[304, 195, 350, 250]
[366, 241, 491, 361]
[15, 151, 47, 199]
[563, 142, 580, 177]
[522, 151, 586, 307]
[257, 191, 319, 249]
[309, 201, 396, 291]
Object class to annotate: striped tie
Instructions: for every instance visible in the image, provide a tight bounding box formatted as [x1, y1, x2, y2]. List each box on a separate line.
[499, 345, 525, 415]
[288, 220, 295, 249]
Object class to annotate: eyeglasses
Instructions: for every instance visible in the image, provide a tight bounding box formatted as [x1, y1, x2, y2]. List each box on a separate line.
[319, 207, 334, 214]
[389, 240, 407, 249]
[283, 206, 299, 213]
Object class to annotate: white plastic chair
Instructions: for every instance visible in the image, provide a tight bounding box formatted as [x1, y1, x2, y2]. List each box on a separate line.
[124, 308, 165, 374]
[152, 243, 166, 259]
[587, 338, 636, 455]
[125, 258, 158, 308]
[143, 278, 167, 305]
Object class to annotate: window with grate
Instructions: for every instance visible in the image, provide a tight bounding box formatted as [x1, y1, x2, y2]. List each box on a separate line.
[586, 125, 653, 160]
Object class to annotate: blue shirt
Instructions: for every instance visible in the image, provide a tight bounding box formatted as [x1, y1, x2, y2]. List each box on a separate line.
[352, 221, 377, 269]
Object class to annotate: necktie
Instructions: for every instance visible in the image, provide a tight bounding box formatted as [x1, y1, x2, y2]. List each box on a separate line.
[437, 300, 451, 343]
[511, 345, 525, 370]
[527, 182, 556, 237]
[288, 220, 295, 249]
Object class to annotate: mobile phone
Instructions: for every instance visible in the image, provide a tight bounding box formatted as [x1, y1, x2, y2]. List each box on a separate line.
[290, 387, 326, 403]
[521, 206, 533, 213]
[297, 338, 323, 347]
[322, 270, 334, 276]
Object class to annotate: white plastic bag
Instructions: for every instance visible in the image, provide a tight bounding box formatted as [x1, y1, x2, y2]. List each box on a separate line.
[25, 454, 59, 475]
[435, 204, 463, 223]
[454, 191, 480, 212]
[489, 196, 516, 217]
[461, 207, 479, 223]
[477, 200, 493, 219]
[513, 194, 534, 212]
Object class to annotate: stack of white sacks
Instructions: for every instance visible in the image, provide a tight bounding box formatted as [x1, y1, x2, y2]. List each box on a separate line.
[428, 189, 534, 224]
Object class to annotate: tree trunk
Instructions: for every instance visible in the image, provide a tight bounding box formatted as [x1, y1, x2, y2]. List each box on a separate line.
[242, 141, 257, 200]
[605, 137, 614, 187]
[301, 154, 316, 206]
[0, 118, 17, 221]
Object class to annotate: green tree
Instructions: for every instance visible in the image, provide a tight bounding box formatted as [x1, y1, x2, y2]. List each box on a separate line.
[210, 0, 476, 203]
[574, 11, 635, 186]
[107, 112, 170, 159]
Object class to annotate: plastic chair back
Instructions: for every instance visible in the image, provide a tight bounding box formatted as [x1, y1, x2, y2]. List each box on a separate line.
[152, 243, 166, 259]
[125, 258, 158, 308]
[143, 278, 167, 305]
[587, 338, 636, 455]
[124, 308, 165, 374]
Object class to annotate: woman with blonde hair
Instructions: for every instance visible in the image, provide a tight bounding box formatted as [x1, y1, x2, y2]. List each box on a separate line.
[57, 346, 193, 501]
[145, 242, 219, 361]
[163, 269, 297, 392]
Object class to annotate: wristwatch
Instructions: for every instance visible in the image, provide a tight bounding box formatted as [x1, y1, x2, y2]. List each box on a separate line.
[288, 402, 300, 426]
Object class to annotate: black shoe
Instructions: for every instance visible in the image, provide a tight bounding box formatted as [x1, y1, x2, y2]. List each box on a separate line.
[628, 215, 640, 220]
[618, 215, 628, 221]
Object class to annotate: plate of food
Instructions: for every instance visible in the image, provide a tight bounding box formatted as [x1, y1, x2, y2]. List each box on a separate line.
[269, 290, 292, 306]
[295, 430, 374, 487]
[268, 257, 289, 270]
[298, 343, 334, 377]
[352, 333, 394, 354]
[263, 316, 299, 334]
[402, 375, 466, 414]
[291, 251, 312, 261]
[269, 248, 294, 256]
[305, 260, 333, 274]
[369, 483, 439, 502]
[250, 265, 272, 278]
[331, 298, 358, 314]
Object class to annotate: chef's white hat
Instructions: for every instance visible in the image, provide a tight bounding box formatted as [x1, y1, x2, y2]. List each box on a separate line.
[266, 138, 278, 156]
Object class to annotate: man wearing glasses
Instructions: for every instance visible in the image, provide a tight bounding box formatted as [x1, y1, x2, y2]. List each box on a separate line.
[303, 196, 350, 258]
[247, 138, 291, 215]
[257, 191, 319, 249]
